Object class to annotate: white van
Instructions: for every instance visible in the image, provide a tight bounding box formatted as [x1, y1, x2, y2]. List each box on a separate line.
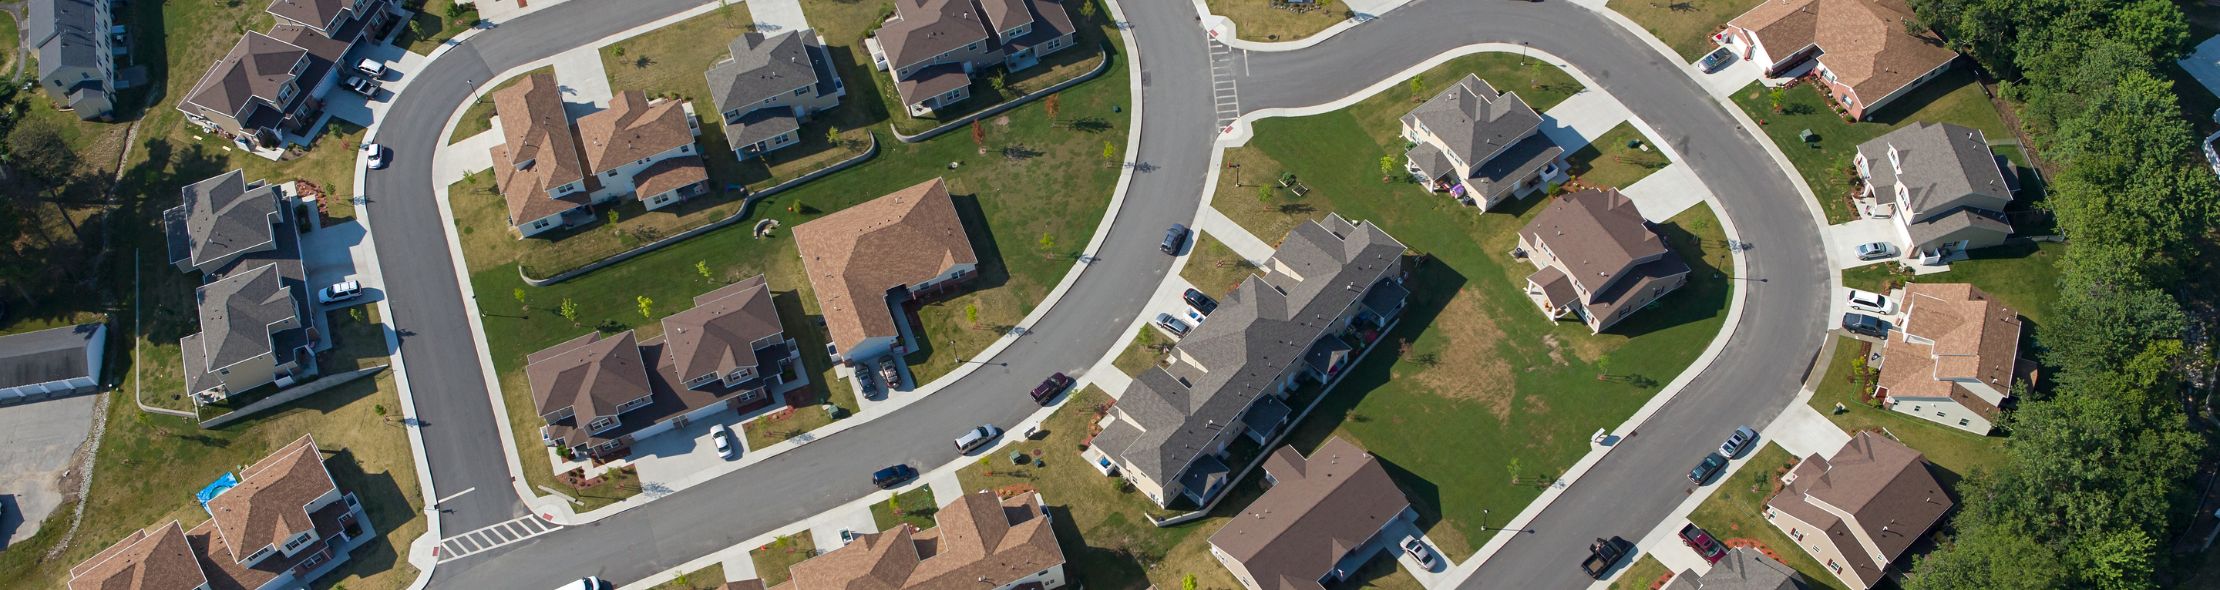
[953, 425, 1003, 453]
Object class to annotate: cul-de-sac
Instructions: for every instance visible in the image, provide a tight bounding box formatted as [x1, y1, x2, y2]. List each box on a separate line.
[1, 0, 2217, 589]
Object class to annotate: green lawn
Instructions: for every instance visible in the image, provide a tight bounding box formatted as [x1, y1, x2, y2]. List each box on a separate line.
[857, 0, 1112, 135]
[395, 0, 476, 56]
[1181, 231, 1259, 298]
[650, 563, 726, 590]
[957, 386, 1236, 590]
[1206, 0, 1349, 42]
[743, 404, 837, 450]
[869, 485, 939, 532]
[447, 66, 551, 144]
[1565, 123, 1673, 190]
[1685, 444, 1852, 590]
[1807, 337, 2006, 490]
[1212, 53, 1731, 561]
[1611, 555, 1673, 590]
[1605, 0, 1760, 61]
[1112, 326, 1168, 377]
[0, 11, 18, 73]
[1837, 240, 2063, 326]
[751, 531, 817, 586]
[1728, 69, 2012, 224]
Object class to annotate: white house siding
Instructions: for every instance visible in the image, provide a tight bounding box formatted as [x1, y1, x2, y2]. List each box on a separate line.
[1887, 396, 1994, 434]
[516, 211, 569, 238]
[589, 142, 698, 202]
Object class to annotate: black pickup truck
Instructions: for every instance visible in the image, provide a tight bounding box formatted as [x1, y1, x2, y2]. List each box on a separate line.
[1582, 536, 1635, 579]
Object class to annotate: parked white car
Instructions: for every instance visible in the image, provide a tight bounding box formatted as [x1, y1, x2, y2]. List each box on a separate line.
[1846, 288, 1894, 315]
[710, 424, 737, 459]
[318, 280, 363, 304]
[355, 58, 388, 79]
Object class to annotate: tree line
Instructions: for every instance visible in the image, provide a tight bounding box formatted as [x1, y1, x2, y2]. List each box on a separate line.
[1904, 1, 2219, 588]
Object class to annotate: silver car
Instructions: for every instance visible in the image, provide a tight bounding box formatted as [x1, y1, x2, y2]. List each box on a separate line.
[1718, 426, 1758, 458]
[1854, 241, 1895, 261]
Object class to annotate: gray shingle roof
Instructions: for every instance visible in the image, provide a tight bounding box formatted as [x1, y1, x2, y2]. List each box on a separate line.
[724, 108, 800, 151]
[1906, 208, 2011, 246]
[1856, 122, 2012, 217]
[1465, 133, 1563, 202]
[1104, 214, 1405, 490]
[1662, 548, 1803, 590]
[29, 0, 103, 79]
[877, 0, 994, 71]
[0, 323, 104, 390]
[1401, 74, 1544, 173]
[183, 31, 310, 120]
[705, 30, 824, 119]
[165, 170, 283, 271]
[192, 263, 302, 371]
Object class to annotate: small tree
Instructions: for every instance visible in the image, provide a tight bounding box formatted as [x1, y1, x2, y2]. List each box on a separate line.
[826, 127, 842, 148]
[1257, 184, 1274, 203]
[1038, 232, 1057, 253]
[1768, 87, 1785, 113]
[1379, 155, 1399, 182]
[636, 295, 654, 320]
[512, 287, 528, 311]
[695, 260, 713, 282]
[607, 209, 621, 226]
[559, 298, 580, 325]
[965, 303, 980, 324]
[1079, 0, 1096, 20]
[989, 73, 1008, 95]
[1101, 140, 1118, 165]
[1506, 457, 1522, 485]
[1182, 575, 1197, 590]
[1044, 93, 1061, 124]
[1407, 75, 1424, 98]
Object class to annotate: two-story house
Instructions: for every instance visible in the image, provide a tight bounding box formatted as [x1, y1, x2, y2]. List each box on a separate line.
[166, 170, 319, 405]
[68, 434, 375, 590]
[1766, 432, 1953, 589]
[1515, 189, 1691, 333]
[763, 491, 1068, 590]
[705, 30, 847, 160]
[792, 178, 980, 367]
[179, 0, 398, 153]
[1854, 122, 2017, 265]
[1401, 74, 1565, 210]
[1087, 214, 1408, 508]
[28, 0, 116, 120]
[528, 275, 802, 461]
[1208, 437, 1415, 590]
[577, 90, 708, 210]
[490, 72, 592, 237]
[1875, 283, 2027, 434]
[867, 0, 1075, 116]
[1718, 0, 1958, 121]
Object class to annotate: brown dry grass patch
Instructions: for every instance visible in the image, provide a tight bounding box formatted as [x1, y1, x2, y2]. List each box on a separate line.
[1404, 286, 1515, 420]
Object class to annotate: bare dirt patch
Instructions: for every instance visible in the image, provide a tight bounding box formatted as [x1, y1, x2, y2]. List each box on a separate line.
[1410, 287, 1517, 420]
[1541, 333, 1568, 366]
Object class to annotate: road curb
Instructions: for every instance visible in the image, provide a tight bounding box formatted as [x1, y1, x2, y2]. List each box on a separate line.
[1187, 0, 1415, 52]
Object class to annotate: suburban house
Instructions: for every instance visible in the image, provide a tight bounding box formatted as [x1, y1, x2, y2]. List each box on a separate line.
[1765, 432, 1954, 589]
[1662, 548, 1805, 590]
[1854, 122, 2017, 264]
[67, 434, 375, 590]
[1514, 189, 1691, 333]
[704, 30, 847, 160]
[164, 170, 320, 405]
[1087, 214, 1408, 508]
[760, 490, 1067, 590]
[1717, 0, 1958, 121]
[865, 0, 1078, 116]
[792, 177, 979, 367]
[1400, 73, 1565, 210]
[0, 322, 108, 405]
[577, 90, 709, 210]
[491, 72, 592, 237]
[527, 275, 801, 460]
[27, 0, 117, 120]
[1207, 437, 1415, 590]
[179, 0, 400, 153]
[1875, 283, 2027, 435]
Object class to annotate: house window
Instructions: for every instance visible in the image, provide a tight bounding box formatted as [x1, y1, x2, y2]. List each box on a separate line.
[794, 87, 808, 96]
[1827, 560, 1842, 574]
[1789, 528, 1804, 541]
[1936, 411, 1946, 417]
[284, 533, 314, 551]
[1958, 418, 1971, 426]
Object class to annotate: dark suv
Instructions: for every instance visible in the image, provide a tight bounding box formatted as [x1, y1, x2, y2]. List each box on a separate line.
[1161, 224, 1189, 255]
[871, 464, 918, 488]
[1030, 373, 1074, 404]
[1842, 312, 1888, 338]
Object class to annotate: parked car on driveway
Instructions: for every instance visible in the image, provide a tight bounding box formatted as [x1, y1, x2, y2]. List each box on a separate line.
[318, 280, 363, 304]
[1161, 224, 1189, 255]
[355, 58, 388, 79]
[871, 464, 917, 488]
[1855, 241, 1895, 261]
[1699, 46, 1736, 72]
[1030, 372, 1073, 404]
[1183, 288, 1218, 315]
[1842, 312, 1888, 338]
[1718, 426, 1757, 458]
[1846, 289, 1893, 315]
[1678, 523, 1729, 564]
[1401, 536, 1439, 571]
[1155, 313, 1190, 337]
[953, 424, 1003, 453]
[1689, 452, 1728, 484]
[343, 75, 379, 97]
[710, 424, 737, 459]
[878, 357, 901, 389]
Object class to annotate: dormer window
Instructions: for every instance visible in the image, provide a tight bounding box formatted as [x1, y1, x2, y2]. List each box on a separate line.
[276, 82, 297, 104]
[290, 57, 308, 76]
[588, 415, 619, 433]
[1887, 144, 1901, 174]
[1893, 184, 1910, 211]
[1854, 154, 1869, 178]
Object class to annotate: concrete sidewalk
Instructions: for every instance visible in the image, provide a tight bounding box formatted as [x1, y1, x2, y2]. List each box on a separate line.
[1619, 164, 1711, 222]
[1539, 89, 1631, 153]
[437, 127, 503, 186]
[1194, 205, 1274, 262]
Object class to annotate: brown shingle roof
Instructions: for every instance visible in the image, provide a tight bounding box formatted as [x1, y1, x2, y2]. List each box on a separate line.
[1767, 432, 1953, 587]
[1519, 189, 1674, 301]
[635, 155, 709, 199]
[1877, 283, 2022, 404]
[577, 91, 696, 175]
[780, 492, 1064, 590]
[491, 73, 589, 225]
[1728, 0, 1957, 101]
[876, 0, 993, 71]
[792, 178, 978, 352]
[182, 31, 309, 120]
[1208, 438, 1410, 590]
[525, 331, 653, 422]
[67, 522, 209, 590]
[662, 275, 784, 384]
[265, 0, 356, 28]
[205, 434, 336, 561]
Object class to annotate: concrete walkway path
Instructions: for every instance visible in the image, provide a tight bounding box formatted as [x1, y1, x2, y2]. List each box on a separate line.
[1619, 164, 1711, 222]
[1538, 89, 1631, 153]
[1195, 206, 1274, 262]
[437, 127, 503, 185]
[749, 0, 811, 34]
[923, 468, 966, 507]
[549, 46, 615, 118]
[1767, 404, 1851, 459]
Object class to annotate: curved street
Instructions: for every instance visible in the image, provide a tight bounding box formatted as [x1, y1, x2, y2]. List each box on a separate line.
[364, 0, 1827, 588]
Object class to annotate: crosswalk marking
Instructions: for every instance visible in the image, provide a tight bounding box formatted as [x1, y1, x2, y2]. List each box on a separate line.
[1208, 42, 1243, 130]
[437, 514, 561, 562]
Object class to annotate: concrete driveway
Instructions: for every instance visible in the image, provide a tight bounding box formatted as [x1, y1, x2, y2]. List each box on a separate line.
[805, 504, 877, 553]
[1824, 218, 1899, 270]
[301, 218, 381, 307]
[627, 405, 758, 486]
[323, 41, 434, 128]
[0, 394, 98, 547]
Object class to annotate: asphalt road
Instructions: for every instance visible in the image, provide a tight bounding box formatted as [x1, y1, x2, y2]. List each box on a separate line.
[365, 0, 1219, 586]
[1230, 2, 1830, 588]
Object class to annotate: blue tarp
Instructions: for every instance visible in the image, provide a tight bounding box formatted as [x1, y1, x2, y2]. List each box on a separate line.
[196, 472, 239, 507]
